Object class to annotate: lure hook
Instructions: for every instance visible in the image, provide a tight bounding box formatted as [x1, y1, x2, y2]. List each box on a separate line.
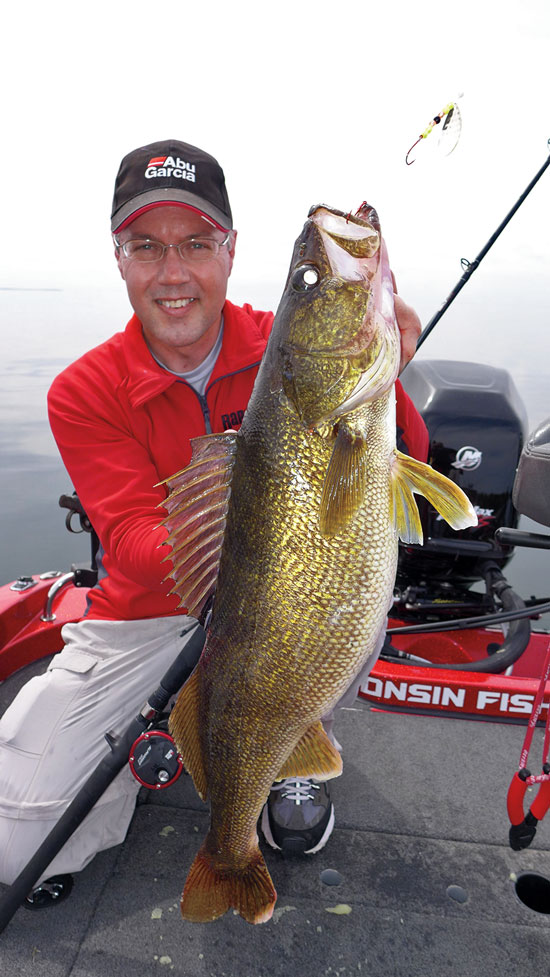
[405, 136, 422, 165]
[405, 101, 460, 166]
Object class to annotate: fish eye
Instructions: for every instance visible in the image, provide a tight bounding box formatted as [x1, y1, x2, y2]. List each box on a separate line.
[292, 264, 320, 292]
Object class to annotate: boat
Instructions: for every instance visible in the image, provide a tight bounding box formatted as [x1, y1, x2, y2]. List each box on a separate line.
[2, 356, 549, 717]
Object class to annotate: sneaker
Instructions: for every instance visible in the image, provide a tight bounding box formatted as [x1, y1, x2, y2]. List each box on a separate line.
[23, 874, 74, 910]
[261, 778, 335, 854]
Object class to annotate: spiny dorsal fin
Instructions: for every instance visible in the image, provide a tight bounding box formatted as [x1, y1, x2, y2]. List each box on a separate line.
[157, 432, 238, 617]
[390, 449, 478, 545]
[319, 424, 369, 538]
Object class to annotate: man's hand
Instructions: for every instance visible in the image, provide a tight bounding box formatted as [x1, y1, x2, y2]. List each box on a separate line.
[391, 272, 421, 373]
[395, 294, 421, 373]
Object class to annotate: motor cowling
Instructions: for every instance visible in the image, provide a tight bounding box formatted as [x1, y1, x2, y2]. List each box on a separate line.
[398, 359, 528, 585]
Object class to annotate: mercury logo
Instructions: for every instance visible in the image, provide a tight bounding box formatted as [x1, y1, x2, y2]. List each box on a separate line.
[451, 446, 482, 471]
[145, 156, 196, 182]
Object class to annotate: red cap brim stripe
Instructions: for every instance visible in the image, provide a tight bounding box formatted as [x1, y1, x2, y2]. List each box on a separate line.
[114, 200, 228, 233]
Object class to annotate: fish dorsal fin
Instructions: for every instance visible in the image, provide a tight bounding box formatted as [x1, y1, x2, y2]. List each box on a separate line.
[390, 449, 478, 545]
[169, 668, 208, 801]
[275, 721, 343, 782]
[158, 432, 238, 617]
[319, 424, 368, 538]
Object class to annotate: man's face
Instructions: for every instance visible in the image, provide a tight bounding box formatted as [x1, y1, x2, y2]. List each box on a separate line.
[115, 206, 236, 370]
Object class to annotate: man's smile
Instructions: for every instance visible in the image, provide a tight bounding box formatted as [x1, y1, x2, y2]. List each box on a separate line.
[156, 298, 196, 309]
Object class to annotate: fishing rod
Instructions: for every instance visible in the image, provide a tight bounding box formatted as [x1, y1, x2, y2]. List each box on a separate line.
[416, 138, 550, 350]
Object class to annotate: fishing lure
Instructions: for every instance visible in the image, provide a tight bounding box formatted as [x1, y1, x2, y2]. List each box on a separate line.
[405, 99, 462, 165]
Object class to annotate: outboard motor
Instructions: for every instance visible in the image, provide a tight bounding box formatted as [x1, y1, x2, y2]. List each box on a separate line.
[397, 360, 528, 593]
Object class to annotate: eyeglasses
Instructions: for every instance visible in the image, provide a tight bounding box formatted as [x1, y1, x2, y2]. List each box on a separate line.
[115, 232, 232, 263]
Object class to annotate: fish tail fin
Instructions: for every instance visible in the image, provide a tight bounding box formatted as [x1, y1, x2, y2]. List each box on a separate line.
[391, 450, 478, 544]
[181, 836, 277, 925]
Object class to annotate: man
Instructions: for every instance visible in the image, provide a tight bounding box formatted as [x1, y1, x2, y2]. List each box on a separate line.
[0, 140, 427, 905]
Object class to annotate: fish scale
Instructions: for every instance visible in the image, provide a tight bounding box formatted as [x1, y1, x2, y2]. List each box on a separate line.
[164, 203, 477, 924]
[214, 404, 393, 699]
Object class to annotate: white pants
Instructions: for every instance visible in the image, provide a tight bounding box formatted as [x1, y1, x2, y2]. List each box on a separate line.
[0, 615, 200, 885]
[0, 615, 384, 886]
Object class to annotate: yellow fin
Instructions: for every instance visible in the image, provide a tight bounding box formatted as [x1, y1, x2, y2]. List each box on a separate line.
[168, 670, 208, 801]
[276, 721, 343, 782]
[180, 838, 276, 924]
[391, 450, 478, 544]
[319, 425, 368, 538]
[390, 460, 424, 544]
[157, 432, 238, 617]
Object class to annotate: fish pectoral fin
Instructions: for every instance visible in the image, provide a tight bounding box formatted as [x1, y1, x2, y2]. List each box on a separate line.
[319, 425, 369, 538]
[181, 837, 277, 924]
[390, 450, 478, 545]
[276, 721, 343, 782]
[389, 453, 423, 545]
[157, 432, 238, 618]
[168, 669, 208, 802]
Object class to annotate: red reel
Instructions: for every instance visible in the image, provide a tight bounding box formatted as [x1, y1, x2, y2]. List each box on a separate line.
[129, 730, 184, 790]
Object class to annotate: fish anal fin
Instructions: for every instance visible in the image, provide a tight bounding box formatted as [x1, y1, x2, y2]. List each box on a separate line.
[168, 670, 208, 801]
[158, 432, 238, 617]
[391, 450, 478, 543]
[180, 838, 277, 924]
[319, 425, 368, 538]
[276, 721, 343, 782]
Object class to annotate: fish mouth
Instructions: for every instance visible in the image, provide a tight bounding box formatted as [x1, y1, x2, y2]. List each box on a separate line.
[309, 206, 380, 280]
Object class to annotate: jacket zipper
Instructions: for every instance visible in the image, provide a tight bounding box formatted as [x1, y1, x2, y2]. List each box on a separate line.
[197, 392, 212, 433]
[177, 359, 262, 436]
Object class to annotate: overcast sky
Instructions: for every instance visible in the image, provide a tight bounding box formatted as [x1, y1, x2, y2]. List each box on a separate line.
[2, 0, 549, 364]
[1, 0, 549, 585]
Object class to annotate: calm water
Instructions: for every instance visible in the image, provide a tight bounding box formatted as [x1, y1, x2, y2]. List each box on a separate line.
[1, 284, 549, 627]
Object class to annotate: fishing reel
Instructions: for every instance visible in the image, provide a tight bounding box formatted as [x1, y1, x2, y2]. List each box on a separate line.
[128, 722, 184, 790]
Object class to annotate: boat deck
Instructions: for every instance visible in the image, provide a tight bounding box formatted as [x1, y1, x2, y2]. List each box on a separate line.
[1, 658, 550, 977]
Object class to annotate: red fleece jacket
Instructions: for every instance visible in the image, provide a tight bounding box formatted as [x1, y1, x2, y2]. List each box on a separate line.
[48, 300, 427, 621]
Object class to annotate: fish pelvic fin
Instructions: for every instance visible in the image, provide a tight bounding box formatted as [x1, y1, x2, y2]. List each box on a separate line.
[157, 432, 238, 618]
[180, 838, 277, 925]
[319, 424, 369, 538]
[390, 449, 478, 545]
[168, 670, 208, 802]
[276, 721, 343, 782]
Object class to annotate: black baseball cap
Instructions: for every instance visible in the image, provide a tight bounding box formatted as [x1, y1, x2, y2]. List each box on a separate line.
[111, 139, 233, 233]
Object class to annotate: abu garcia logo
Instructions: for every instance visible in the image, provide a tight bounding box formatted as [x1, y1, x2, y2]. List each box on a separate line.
[145, 156, 196, 182]
[451, 445, 482, 471]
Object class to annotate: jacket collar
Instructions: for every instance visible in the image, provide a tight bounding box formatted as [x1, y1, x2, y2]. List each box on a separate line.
[123, 301, 268, 408]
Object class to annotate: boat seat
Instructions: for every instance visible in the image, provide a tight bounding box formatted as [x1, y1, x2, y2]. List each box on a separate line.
[513, 416, 550, 528]
[58, 492, 100, 577]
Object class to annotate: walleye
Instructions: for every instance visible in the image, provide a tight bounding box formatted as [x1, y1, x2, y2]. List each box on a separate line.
[161, 203, 477, 925]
